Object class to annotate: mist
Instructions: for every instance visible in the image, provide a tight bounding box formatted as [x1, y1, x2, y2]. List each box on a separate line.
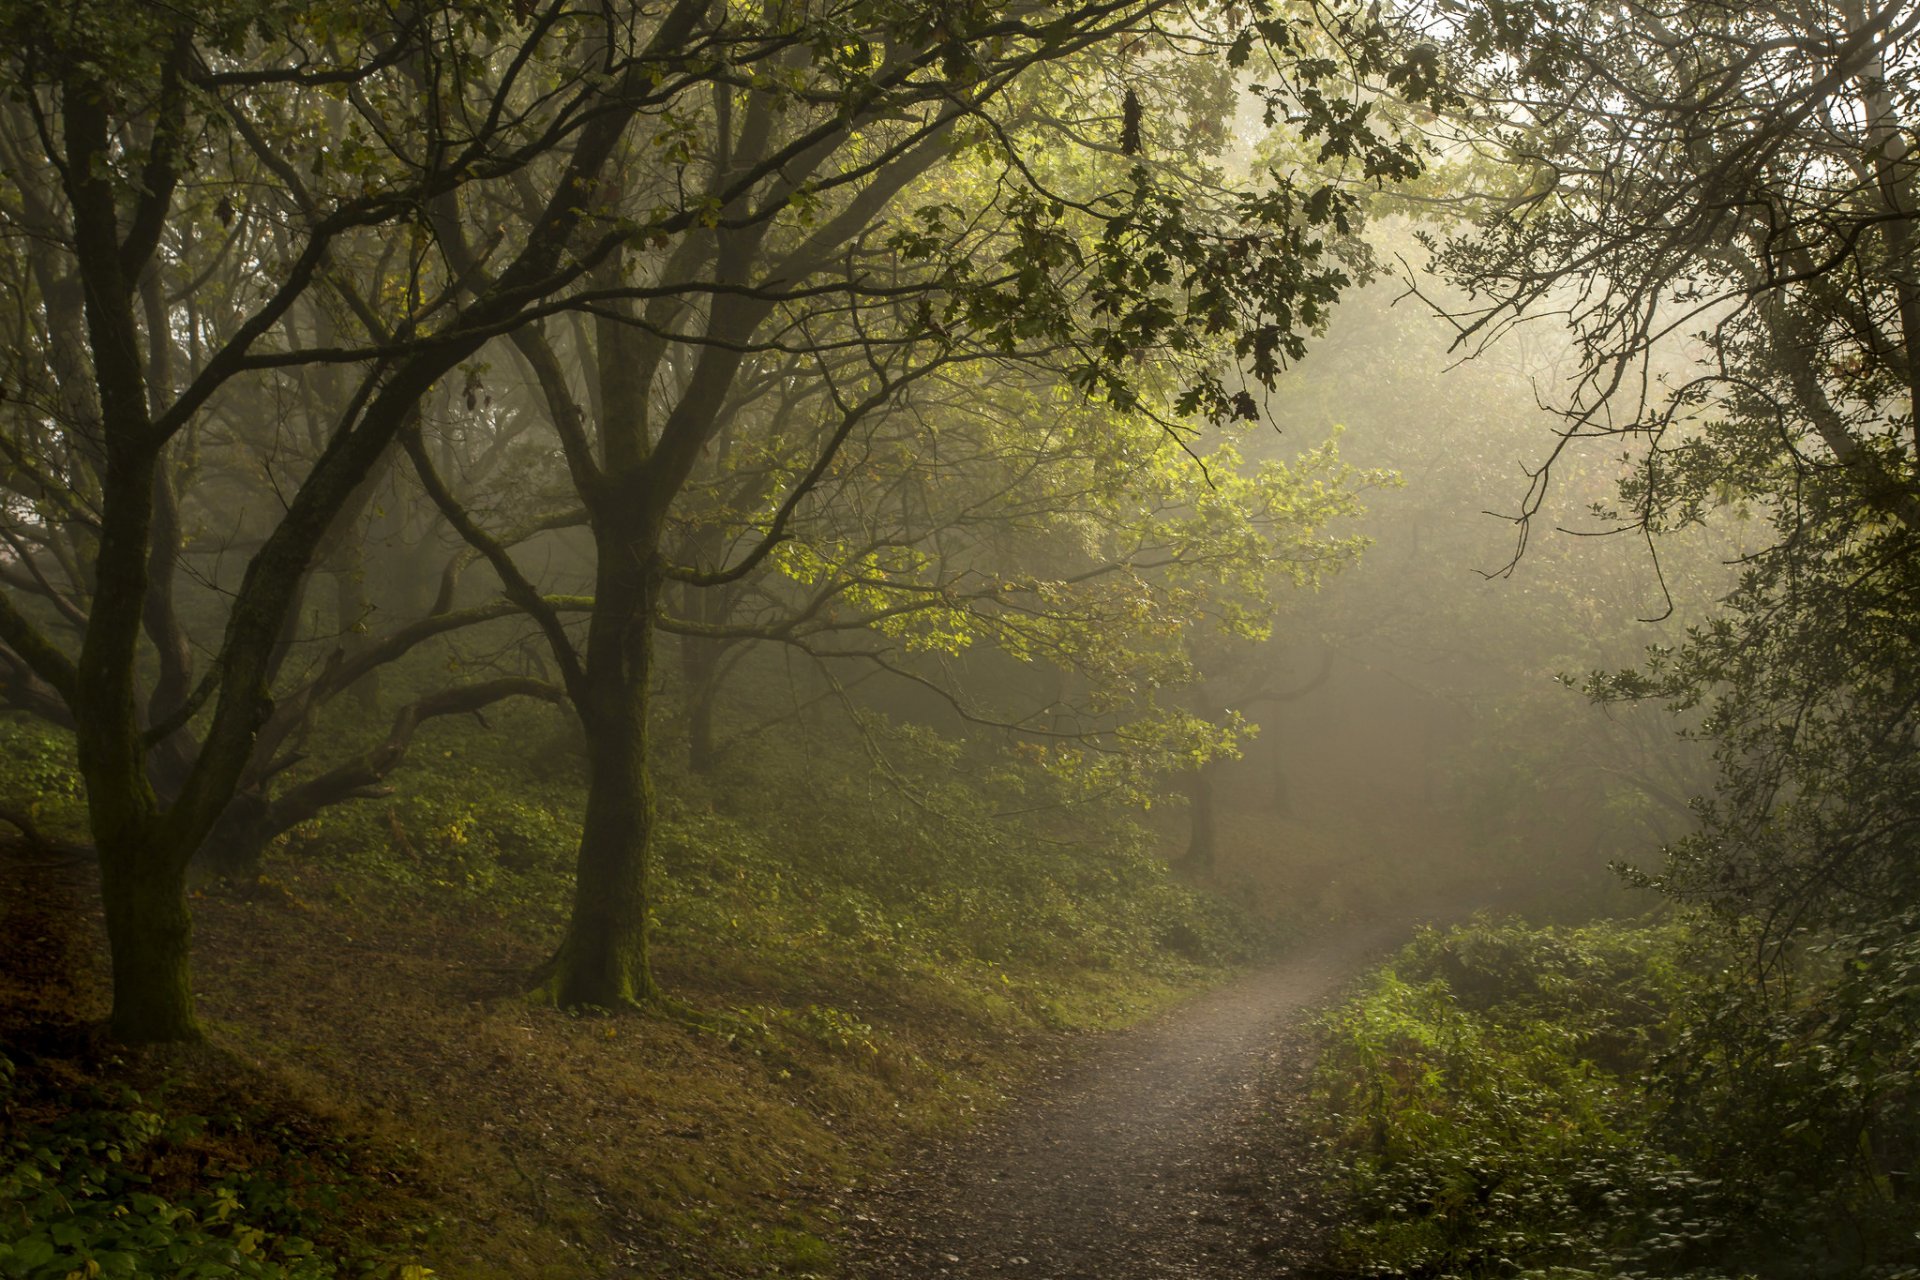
[3, 1, 1914, 1276]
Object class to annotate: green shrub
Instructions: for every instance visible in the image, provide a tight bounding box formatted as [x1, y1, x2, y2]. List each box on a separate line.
[1311, 918, 1742, 1279]
[0, 715, 86, 838]
[1312, 915, 1920, 1279]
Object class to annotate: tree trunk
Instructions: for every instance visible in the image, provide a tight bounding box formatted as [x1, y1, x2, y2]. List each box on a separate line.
[98, 836, 198, 1042]
[546, 531, 662, 1009]
[674, 548, 735, 777]
[1268, 755, 1294, 816]
[686, 653, 720, 776]
[678, 605, 727, 776]
[193, 790, 273, 883]
[1186, 764, 1218, 874]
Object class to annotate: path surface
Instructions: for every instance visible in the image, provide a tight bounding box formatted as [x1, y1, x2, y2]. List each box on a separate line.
[843, 920, 1433, 1279]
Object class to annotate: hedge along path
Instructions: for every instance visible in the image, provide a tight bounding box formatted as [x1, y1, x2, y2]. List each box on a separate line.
[841, 914, 1456, 1279]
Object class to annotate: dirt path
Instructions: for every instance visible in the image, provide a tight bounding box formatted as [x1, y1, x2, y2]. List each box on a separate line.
[843, 918, 1439, 1279]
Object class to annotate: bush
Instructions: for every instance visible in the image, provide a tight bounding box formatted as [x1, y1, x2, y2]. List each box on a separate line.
[1312, 918, 1741, 1279]
[0, 715, 86, 839]
[1312, 915, 1920, 1279]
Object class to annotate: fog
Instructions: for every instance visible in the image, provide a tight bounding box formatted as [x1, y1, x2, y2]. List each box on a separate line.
[5, 1, 1913, 1274]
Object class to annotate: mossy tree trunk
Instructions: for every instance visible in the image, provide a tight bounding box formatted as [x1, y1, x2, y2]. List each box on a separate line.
[58, 64, 204, 1042]
[538, 231, 746, 1009]
[547, 508, 666, 1008]
[71, 419, 203, 1041]
[96, 832, 198, 1042]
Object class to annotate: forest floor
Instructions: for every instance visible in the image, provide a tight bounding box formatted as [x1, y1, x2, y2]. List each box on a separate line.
[0, 843, 1301, 1279]
[840, 920, 1434, 1280]
[2, 827, 1487, 1279]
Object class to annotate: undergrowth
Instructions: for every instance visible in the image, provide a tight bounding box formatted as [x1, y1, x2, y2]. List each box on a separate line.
[0, 1052, 433, 1280]
[1310, 916, 1920, 1280]
[278, 699, 1260, 1016]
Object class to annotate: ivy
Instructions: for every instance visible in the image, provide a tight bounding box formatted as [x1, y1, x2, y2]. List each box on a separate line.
[0, 1064, 431, 1280]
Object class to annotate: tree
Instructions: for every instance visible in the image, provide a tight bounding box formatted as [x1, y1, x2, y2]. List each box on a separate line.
[407, 0, 1440, 1011]
[1419, 2, 1920, 1249]
[648, 367, 1378, 799]
[1417, 0, 1920, 941]
[0, 0, 1445, 1038]
[0, 0, 795, 1041]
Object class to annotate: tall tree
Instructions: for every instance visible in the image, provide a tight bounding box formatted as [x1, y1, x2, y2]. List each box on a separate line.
[1419, 0, 1920, 943]
[413, 0, 1438, 1010]
[0, 0, 773, 1041]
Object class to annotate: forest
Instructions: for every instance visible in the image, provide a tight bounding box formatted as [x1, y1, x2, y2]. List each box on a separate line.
[0, 0, 1914, 1276]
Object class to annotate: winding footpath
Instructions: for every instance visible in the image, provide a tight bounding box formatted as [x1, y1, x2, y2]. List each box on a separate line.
[843, 918, 1450, 1279]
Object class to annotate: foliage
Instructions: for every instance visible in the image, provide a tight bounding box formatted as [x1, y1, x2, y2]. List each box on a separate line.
[1649, 910, 1920, 1279]
[282, 697, 587, 918]
[1312, 919, 1702, 1278]
[1312, 917, 1920, 1279]
[0, 1055, 430, 1280]
[660, 713, 1260, 978]
[1594, 510, 1920, 959]
[1383, 6, 1920, 1273]
[0, 715, 86, 837]
[699, 378, 1386, 800]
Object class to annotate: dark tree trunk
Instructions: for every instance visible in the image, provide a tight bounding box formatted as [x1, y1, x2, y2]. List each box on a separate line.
[1186, 764, 1218, 874]
[546, 523, 663, 1009]
[673, 543, 736, 777]
[677, 587, 730, 777]
[97, 835, 198, 1042]
[62, 69, 198, 1042]
[193, 790, 273, 882]
[1268, 756, 1294, 816]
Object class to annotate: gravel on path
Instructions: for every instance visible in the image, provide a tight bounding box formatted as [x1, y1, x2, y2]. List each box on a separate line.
[842, 920, 1433, 1279]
